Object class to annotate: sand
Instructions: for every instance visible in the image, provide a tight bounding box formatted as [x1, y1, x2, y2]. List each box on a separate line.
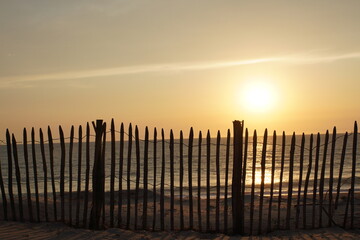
[0, 189, 359, 239]
[0, 221, 359, 240]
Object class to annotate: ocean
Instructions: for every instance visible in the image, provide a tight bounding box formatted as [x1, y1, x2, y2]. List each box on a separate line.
[0, 133, 359, 198]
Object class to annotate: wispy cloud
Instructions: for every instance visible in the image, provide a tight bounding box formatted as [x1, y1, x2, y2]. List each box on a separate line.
[1, 51, 360, 88]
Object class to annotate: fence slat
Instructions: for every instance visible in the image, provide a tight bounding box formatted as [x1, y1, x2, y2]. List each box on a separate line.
[59, 126, 66, 222]
[335, 132, 348, 209]
[188, 128, 194, 229]
[343, 189, 352, 228]
[39, 130, 48, 222]
[6, 130, 16, 220]
[152, 128, 157, 230]
[258, 129, 268, 234]
[47, 127, 56, 221]
[83, 123, 90, 227]
[110, 120, 116, 227]
[118, 123, 124, 227]
[23, 129, 31, 222]
[241, 128, 248, 233]
[328, 127, 336, 227]
[101, 125, 106, 227]
[126, 124, 132, 229]
[160, 129, 165, 230]
[32, 128, 40, 222]
[224, 129, 230, 234]
[312, 133, 321, 228]
[68, 126, 74, 225]
[250, 130, 257, 234]
[267, 131, 276, 233]
[285, 133, 296, 230]
[295, 133, 305, 228]
[277, 132, 285, 230]
[215, 131, 221, 232]
[197, 131, 202, 232]
[0, 145, 7, 220]
[179, 131, 184, 230]
[170, 130, 175, 230]
[350, 121, 357, 228]
[134, 126, 140, 229]
[206, 130, 211, 232]
[142, 127, 149, 230]
[12, 134, 24, 221]
[319, 130, 329, 228]
[303, 134, 313, 228]
[76, 126, 83, 227]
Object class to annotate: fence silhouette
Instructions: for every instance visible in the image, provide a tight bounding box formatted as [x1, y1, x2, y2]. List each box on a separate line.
[0, 119, 358, 235]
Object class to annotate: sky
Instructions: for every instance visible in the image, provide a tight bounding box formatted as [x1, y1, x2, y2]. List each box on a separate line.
[1, 0, 360, 139]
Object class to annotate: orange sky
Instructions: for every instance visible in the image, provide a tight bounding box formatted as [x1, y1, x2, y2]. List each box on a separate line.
[1, 1, 360, 139]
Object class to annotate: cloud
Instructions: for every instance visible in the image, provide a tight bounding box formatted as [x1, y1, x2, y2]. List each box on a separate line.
[1, 51, 360, 88]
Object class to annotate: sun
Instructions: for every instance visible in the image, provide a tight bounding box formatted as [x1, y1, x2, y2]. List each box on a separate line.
[240, 81, 277, 113]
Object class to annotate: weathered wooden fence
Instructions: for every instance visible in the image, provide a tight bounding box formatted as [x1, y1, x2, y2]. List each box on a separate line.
[0, 119, 358, 235]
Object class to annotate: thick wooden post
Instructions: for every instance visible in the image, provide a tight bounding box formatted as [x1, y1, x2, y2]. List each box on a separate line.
[89, 120, 105, 230]
[232, 120, 243, 235]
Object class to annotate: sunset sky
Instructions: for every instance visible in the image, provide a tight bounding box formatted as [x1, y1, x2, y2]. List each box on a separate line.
[1, 0, 360, 138]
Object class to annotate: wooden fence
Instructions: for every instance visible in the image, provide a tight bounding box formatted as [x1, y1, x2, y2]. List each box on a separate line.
[0, 119, 358, 235]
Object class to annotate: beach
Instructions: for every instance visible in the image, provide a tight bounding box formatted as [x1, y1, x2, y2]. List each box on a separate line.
[0, 189, 359, 239]
[0, 221, 359, 240]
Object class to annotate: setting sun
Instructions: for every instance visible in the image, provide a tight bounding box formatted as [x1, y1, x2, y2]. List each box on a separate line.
[241, 81, 277, 113]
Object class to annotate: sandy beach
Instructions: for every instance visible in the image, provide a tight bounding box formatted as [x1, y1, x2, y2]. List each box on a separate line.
[0, 221, 359, 240]
[0, 189, 359, 239]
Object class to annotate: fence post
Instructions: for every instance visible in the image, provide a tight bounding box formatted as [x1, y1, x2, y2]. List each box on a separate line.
[232, 120, 243, 235]
[89, 119, 105, 230]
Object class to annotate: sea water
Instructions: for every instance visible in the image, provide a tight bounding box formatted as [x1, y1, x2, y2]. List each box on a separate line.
[0, 133, 359, 198]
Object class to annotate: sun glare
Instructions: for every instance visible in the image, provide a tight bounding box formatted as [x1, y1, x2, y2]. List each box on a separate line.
[240, 81, 277, 113]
